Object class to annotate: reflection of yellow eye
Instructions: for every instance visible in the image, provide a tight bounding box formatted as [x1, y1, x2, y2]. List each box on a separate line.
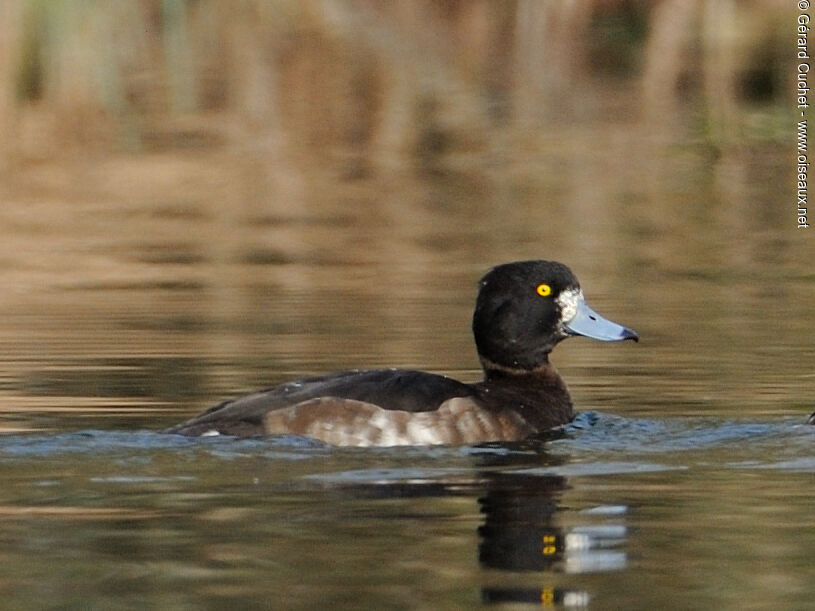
[536, 284, 552, 297]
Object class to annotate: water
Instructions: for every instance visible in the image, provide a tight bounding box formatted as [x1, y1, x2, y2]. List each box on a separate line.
[2, 159, 814, 609]
[0, 416, 813, 609]
[3, 173, 814, 606]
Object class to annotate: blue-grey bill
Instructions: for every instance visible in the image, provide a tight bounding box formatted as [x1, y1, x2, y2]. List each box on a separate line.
[564, 299, 639, 342]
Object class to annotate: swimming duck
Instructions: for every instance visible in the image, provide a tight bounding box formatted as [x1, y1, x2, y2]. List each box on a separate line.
[165, 260, 638, 446]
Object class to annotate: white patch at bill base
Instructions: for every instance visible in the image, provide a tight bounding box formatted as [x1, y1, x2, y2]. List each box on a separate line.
[556, 288, 583, 323]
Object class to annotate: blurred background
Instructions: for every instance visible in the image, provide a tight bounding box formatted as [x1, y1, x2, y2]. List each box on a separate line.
[0, 0, 811, 432]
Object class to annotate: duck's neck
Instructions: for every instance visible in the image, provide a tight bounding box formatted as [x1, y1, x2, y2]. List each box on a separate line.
[476, 357, 573, 430]
[480, 359, 567, 391]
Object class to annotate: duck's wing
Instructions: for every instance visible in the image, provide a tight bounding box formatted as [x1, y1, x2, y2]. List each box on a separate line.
[164, 369, 480, 439]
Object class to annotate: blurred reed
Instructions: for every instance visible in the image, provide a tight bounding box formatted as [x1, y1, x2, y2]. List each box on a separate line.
[0, 0, 792, 172]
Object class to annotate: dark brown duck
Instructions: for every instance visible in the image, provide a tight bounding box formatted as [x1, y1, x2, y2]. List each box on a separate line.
[165, 260, 638, 446]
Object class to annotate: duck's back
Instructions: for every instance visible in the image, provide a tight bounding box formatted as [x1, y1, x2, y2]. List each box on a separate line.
[164, 369, 501, 444]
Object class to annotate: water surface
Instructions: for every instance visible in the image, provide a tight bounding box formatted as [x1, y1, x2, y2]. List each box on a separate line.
[0, 414, 813, 609]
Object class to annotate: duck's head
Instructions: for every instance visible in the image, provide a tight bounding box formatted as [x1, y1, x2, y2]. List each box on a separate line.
[472, 260, 638, 373]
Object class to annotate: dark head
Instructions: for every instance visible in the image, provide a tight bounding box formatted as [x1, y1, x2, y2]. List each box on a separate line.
[472, 260, 638, 373]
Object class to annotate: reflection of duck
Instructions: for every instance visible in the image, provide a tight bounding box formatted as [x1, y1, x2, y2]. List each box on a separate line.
[165, 260, 638, 446]
[478, 472, 565, 572]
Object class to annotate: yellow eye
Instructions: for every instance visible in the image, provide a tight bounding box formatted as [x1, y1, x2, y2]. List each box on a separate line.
[536, 283, 552, 297]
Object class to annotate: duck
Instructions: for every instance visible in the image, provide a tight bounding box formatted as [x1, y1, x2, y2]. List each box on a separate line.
[164, 260, 638, 446]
